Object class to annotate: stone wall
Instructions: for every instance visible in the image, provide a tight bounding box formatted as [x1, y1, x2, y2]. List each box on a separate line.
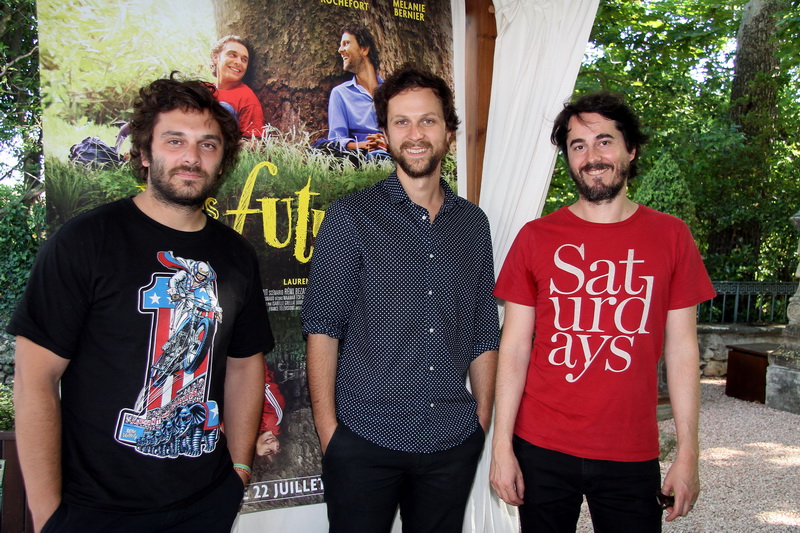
[697, 324, 784, 377]
[0, 325, 787, 384]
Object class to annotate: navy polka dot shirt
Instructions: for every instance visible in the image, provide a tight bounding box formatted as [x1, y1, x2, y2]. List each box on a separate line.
[302, 172, 500, 453]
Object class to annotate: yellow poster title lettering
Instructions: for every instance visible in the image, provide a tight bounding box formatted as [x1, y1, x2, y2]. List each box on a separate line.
[224, 161, 325, 264]
[320, 0, 370, 10]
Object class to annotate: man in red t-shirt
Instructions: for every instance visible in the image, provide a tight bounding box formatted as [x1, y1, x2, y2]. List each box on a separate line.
[490, 92, 715, 532]
[209, 35, 265, 139]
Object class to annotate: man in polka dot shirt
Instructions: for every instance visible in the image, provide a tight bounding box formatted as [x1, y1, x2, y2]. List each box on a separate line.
[302, 66, 500, 533]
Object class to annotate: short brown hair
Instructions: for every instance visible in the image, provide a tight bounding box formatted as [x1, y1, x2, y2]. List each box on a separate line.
[374, 65, 459, 133]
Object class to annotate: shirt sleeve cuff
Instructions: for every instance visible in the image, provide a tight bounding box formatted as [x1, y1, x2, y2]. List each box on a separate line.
[301, 321, 345, 340]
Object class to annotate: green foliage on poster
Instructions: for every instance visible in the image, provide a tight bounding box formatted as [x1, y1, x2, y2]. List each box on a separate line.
[38, 0, 215, 125]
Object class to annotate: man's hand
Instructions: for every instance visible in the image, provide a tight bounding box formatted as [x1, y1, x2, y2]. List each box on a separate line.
[306, 334, 340, 454]
[662, 453, 699, 521]
[317, 420, 339, 454]
[234, 467, 250, 486]
[365, 133, 387, 151]
[490, 443, 525, 506]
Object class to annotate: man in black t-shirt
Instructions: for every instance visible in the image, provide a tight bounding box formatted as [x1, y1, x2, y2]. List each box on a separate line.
[9, 75, 273, 533]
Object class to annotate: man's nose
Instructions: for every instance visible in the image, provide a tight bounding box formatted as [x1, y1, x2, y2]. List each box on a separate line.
[184, 144, 201, 166]
[408, 123, 424, 140]
[586, 145, 601, 162]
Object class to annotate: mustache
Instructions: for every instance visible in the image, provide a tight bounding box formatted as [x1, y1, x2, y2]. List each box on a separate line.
[399, 140, 433, 151]
[580, 162, 613, 173]
[170, 164, 209, 177]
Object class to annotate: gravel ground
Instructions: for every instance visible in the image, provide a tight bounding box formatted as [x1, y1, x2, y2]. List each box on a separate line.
[576, 378, 800, 532]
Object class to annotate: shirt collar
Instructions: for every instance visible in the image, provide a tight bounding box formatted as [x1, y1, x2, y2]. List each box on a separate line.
[345, 75, 384, 94]
[382, 171, 461, 214]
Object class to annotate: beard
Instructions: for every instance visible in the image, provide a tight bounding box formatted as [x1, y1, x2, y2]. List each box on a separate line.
[389, 139, 448, 180]
[343, 53, 364, 74]
[147, 157, 221, 209]
[569, 160, 630, 203]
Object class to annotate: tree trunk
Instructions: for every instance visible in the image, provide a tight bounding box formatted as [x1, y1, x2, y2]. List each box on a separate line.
[212, 0, 454, 138]
[706, 0, 780, 273]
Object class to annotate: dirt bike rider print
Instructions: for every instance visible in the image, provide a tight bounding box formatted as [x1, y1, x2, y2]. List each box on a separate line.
[114, 251, 223, 459]
[158, 251, 222, 382]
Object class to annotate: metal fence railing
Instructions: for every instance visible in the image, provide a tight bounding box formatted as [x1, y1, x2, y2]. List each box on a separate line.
[697, 281, 798, 325]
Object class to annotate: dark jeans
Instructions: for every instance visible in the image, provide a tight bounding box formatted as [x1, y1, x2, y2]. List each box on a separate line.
[322, 423, 485, 533]
[41, 468, 244, 533]
[513, 436, 662, 533]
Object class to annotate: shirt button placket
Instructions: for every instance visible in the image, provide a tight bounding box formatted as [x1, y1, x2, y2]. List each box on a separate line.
[424, 217, 437, 421]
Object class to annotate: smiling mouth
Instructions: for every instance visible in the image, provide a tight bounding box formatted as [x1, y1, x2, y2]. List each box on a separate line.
[582, 164, 612, 176]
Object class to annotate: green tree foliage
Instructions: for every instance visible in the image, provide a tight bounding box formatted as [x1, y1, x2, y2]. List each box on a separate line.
[0, 183, 45, 328]
[633, 153, 697, 231]
[0, 0, 41, 186]
[546, 0, 800, 281]
[0, 383, 14, 430]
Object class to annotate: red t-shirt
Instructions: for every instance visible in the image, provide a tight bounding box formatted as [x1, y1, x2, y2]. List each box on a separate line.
[217, 83, 265, 138]
[494, 205, 715, 461]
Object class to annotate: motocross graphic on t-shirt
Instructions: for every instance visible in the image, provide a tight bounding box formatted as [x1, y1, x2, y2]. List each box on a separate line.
[115, 251, 222, 458]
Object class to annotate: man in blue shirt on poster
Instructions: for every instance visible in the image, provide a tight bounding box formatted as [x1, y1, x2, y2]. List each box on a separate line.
[316, 24, 390, 162]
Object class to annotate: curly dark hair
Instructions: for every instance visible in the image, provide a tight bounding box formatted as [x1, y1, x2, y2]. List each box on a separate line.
[374, 65, 460, 133]
[341, 24, 380, 71]
[551, 91, 650, 178]
[128, 72, 242, 184]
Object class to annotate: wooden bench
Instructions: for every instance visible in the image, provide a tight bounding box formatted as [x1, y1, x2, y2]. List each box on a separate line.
[725, 343, 779, 403]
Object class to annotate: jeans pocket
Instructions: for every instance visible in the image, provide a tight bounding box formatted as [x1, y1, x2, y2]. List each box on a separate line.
[40, 501, 68, 533]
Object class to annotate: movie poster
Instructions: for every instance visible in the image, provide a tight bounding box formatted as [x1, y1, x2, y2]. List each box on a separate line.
[38, 0, 454, 514]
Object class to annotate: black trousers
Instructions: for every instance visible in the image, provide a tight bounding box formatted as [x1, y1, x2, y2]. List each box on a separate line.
[514, 437, 663, 533]
[41, 468, 243, 533]
[322, 424, 485, 533]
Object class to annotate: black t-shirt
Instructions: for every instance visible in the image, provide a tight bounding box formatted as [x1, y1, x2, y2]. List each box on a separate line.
[8, 197, 273, 512]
